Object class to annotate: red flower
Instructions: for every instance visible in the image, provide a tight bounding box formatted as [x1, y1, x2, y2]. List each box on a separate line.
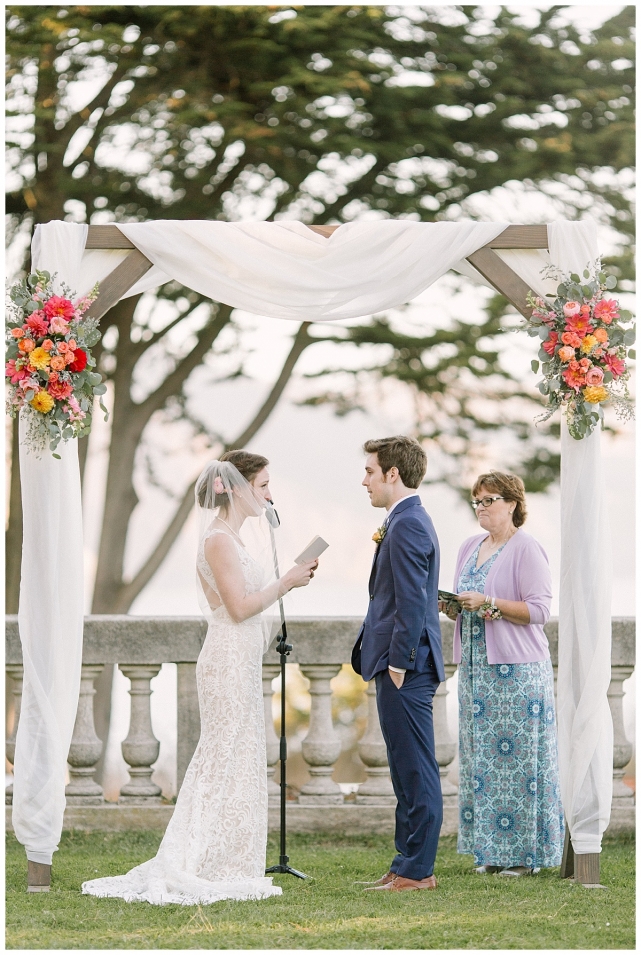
[25, 311, 49, 338]
[542, 331, 559, 356]
[593, 299, 619, 325]
[67, 348, 88, 372]
[604, 353, 626, 379]
[44, 296, 75, 321]
[562, 361, 587, 392]
[47, 378, 73, 401]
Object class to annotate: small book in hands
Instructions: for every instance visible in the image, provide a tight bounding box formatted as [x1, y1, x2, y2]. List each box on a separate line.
[438, 589, 462, 614]
[294, 536, 329, 565]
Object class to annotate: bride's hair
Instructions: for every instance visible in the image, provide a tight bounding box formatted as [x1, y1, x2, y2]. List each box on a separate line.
[219, 450, 269, 483]
[196, 450, 269, 509]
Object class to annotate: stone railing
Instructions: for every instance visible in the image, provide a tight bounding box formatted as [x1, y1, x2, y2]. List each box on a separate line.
[5, 616, 635, 835]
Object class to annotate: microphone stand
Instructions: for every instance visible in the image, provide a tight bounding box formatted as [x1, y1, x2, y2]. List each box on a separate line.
[265, 505, 307, 880]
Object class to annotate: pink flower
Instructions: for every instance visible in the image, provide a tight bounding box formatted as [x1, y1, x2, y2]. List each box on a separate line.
[604, 353, 626, 378]
[566, 313, 594, 339]
[42, 339, 54, 352]
[593, 298, 620, 325]
[44, 296, 75, 321]
[47, 378, 73, 401]
[578, 357, 591, 372]
[25, 311, 49, 337]
[562, 361, 587, 392]
[5, 359, 28, 384]
[557, 346, 575, 363]
[563, 301, 581, 318]
[49, 316, 70, 335]
[542, 331, 559, 356]
[585, 367, 604, 386]
[63, 395, 86, 422]
[10, 327, 25, 339]
[213, 476, 225, 495]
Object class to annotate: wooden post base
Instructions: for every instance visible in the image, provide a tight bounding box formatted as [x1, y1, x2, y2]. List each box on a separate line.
[574, 852, 605, 889]
[27, 861, 51, 893]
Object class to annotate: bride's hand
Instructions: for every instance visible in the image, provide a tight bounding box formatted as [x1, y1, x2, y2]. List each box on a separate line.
[282, 559, 319, 591]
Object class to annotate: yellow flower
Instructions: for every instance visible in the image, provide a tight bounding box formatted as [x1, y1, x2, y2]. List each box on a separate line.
[28, 347, 51, 371]
[580, 334, 598, 354]
[372, 526, 387, 544]
[30, 391, 55, 414]
[582, 385, 608, 404]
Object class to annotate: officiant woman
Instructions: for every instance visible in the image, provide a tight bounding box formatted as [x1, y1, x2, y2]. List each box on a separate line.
[441, 471, 564, 877]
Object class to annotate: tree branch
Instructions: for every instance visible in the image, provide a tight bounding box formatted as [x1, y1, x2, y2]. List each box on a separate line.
[232, 321, 313, 448]
[136, 304, 233, 421]
[116, 321, 315, 608]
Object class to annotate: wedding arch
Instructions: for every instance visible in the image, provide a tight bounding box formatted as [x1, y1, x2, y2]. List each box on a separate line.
[13, 217, 612, 887]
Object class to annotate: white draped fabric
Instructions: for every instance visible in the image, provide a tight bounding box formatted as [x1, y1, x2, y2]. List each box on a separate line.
[549, 220, 613, 854]
[16, 216, 611, 864]
[13, 223, 88, 865]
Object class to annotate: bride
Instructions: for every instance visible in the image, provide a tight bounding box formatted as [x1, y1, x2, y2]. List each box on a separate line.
[82, 450, 318, 905]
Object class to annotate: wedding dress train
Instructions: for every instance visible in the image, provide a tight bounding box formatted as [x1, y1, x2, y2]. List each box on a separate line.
[82, 530, 281, 905]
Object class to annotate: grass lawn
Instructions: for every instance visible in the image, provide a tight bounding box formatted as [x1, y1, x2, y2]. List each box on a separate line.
[6, 831, 635, 950]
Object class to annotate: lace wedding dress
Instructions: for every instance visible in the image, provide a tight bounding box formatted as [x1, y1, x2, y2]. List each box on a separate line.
[82, 529, 281, 905]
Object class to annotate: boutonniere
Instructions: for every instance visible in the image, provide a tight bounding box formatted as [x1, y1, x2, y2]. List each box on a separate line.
[372, 525, 387, 545]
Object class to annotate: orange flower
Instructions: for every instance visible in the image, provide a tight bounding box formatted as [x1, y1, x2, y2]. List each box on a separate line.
[42, 339, 54, 351]
[18, 338, 35, 353]
[562, 361, 587, 392]
[558, 346, 575, 363]
[593, 328, 608, 344]
[50, 356, 66, 371]
[11, 328, 25, 339]
[561, 331, 582, 349]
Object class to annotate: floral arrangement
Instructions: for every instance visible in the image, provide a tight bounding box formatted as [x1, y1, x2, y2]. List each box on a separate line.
[372, 524, 387, 545]
[5, 270, 107, 456]
[526, 263, 635, 439]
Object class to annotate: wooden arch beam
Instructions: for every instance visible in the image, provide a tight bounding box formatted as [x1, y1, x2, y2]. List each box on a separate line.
[83, 223, 549, 322]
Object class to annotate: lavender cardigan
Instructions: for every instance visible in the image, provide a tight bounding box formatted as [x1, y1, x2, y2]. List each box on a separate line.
[452, 529, 552, 665]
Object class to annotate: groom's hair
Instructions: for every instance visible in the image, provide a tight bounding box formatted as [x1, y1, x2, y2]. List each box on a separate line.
[363, 436, 427, 488]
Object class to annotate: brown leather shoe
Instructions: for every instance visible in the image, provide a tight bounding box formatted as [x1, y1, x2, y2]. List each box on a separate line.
[27, 861, 51, 893]
[361, 870, 396, 888]
[374, 874, 437, 891]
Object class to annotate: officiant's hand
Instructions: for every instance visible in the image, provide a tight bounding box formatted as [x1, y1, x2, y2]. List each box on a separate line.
[457, 591, 485, 611]
[282, 559, 319, 591]
[438, 599, 459, 621]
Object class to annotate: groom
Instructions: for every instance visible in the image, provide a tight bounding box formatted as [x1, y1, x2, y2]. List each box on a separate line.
[352, 436, 445, 891]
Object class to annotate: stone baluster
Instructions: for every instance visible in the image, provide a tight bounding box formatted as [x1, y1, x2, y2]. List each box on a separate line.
[608, 664, 635, 809]
[262, 663, 281, 806]
[355, 680, 395, 804]
[66, 664, 105, 804]
[5, 664, 23, 805]
[119, 664, 162, 803]
[298, 664, 343, 804]
[434, 663, 458, 804]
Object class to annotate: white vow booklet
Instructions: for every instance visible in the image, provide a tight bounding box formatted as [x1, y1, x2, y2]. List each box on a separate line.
[294, 536, 329, 564]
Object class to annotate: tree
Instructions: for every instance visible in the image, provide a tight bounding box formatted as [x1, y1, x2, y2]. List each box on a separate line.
[6, 4, 635, 614]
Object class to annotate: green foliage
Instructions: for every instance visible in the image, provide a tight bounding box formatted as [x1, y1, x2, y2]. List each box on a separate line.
[6, 831, 635, 949]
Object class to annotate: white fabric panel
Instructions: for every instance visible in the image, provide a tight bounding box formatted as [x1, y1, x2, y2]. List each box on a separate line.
[118, 219, 507, 321]
[13, 223, 87, 864]
[551, 219, 613, 854]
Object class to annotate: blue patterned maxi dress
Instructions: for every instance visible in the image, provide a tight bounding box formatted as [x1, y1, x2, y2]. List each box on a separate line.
[457, 543, 564, 868]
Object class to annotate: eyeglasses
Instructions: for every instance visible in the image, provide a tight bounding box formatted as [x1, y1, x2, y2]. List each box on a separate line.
[471, 496, 505, 510]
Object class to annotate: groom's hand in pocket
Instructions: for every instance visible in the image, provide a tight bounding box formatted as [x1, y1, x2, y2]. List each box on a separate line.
[388, 667, 405, 689]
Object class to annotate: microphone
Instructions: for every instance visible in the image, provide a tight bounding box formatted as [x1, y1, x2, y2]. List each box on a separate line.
[265, 500, 280, 528]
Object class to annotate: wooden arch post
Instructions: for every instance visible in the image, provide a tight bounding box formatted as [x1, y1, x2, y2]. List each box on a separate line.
[81, 220, 588, 884]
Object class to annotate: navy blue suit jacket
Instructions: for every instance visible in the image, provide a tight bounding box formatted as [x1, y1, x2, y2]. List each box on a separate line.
[352, 496, 445, 683]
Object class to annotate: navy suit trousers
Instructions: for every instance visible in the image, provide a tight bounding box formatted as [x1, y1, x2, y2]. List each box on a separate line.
[375, 665, 443, 879]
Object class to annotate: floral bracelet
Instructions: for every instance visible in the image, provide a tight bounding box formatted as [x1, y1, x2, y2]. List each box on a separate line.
[477, 597, 503, 620]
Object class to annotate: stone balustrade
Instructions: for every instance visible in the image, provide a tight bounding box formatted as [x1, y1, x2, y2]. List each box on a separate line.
[5, 616, 635, 836]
